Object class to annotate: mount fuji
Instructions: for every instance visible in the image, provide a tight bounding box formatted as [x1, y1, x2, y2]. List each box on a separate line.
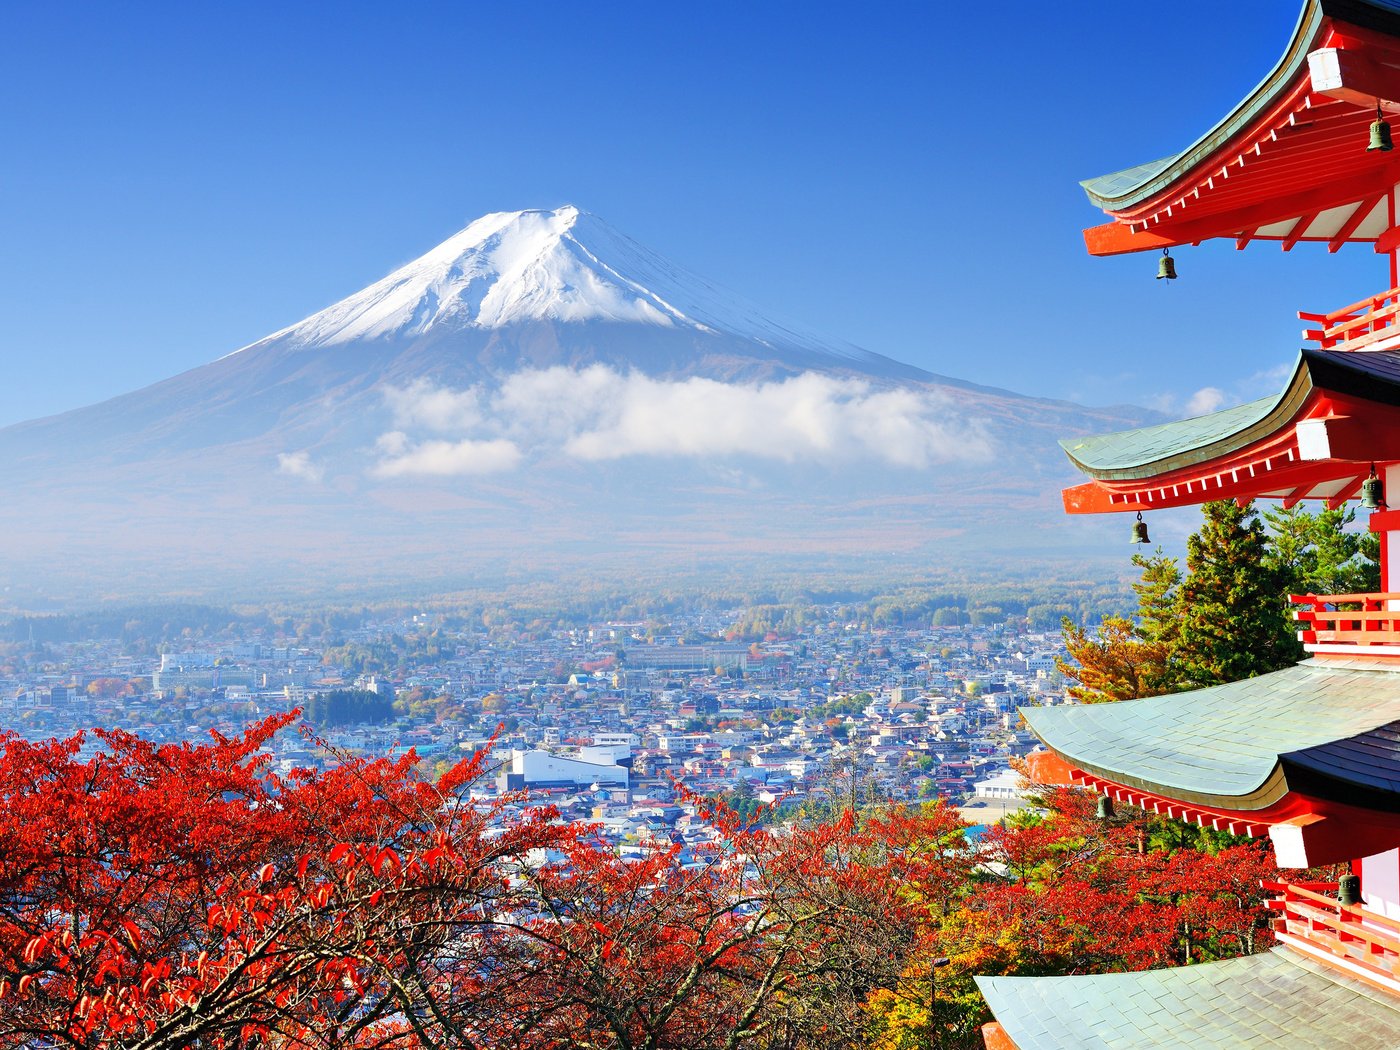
[0, 206, 1154, 597]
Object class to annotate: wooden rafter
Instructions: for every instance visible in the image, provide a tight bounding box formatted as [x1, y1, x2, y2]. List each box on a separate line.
[1283, 211, 1320, 251]
[1329, 193, 1383, 251]
[1328, 474, 1368, 510]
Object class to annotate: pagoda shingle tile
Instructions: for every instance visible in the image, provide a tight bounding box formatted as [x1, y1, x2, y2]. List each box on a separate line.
[1061, 349, 1400, 481]
[977, 947, 1400, 1049]
[1021, 660, 1400, 808]
[1061, 396, 1279, 475]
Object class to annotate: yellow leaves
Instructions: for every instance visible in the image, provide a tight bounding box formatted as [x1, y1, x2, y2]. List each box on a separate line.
[1059, 616, 1173, 704]
[864, 984, 930, 1050]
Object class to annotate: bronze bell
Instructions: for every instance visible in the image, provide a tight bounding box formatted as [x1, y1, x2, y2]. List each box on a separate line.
[1096, 794, 1115, 821]
[1339, 873, 1362, 906]
[1371, 109, 1394, 153]
[1131, 511, 1150, 544]
[1362, 465, 1385, 511]
[1156, 249, 1177, 280]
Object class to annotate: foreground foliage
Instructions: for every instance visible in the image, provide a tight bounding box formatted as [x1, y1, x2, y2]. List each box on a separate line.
[0, 719, 1289, 1049]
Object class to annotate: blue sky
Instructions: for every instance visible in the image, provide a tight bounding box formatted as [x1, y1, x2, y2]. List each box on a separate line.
[0, 1, 1387, 428]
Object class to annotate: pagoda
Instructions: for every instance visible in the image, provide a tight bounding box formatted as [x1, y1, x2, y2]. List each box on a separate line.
[978, 1, 1400, 1045]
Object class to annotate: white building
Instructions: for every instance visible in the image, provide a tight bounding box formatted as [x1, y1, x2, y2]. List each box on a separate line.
[497, 749, 629, 792]
[973, 768, 1023, 801]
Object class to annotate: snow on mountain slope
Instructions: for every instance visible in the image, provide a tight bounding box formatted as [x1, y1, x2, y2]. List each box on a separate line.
[0, 205, 1162, 594]
[236, 205, 891, 371]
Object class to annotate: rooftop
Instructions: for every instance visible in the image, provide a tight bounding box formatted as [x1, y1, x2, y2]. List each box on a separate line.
[1021, 659, 1400, 811]
[977, 946, 1400, 1049]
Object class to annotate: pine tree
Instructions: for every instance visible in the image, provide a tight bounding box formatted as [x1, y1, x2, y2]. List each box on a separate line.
[1262, 502, 1380, 596]
[1177, 500, 1301, 685]
[1058, 617, 1174, 703]
[1058, 550, 1182, 703]
[1132, 548, 1184, 690]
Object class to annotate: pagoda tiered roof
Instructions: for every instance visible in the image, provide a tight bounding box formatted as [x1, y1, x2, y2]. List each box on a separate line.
[1023, 660, 1400, 813]
[1061, 347, 1400, 513]
[1083, 0, 1400, 256]
[977, 947, 1400, 1049]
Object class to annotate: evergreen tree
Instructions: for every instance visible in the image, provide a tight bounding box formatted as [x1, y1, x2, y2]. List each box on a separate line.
[1058, 617, 1174, 703]
[1177, 500, 1301, 685]
[1058, 549, 1184, 703]
[1262, 502, 1380, 596]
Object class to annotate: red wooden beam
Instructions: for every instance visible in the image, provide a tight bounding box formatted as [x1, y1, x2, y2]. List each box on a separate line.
[1282, 484, 1314, 509]
[1330, 194, 1384, 252]
[1283, 211, 1320, 251]
[1377, 224, 1400, 255]
[1328, 474, 1368, 510]
[1085, 169, 1400, 255]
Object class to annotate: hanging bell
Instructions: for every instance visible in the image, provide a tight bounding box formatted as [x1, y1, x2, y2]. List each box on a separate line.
[1339, 873, 1362, 906]
[1362, 465, 1385, 510]
[1096, 794, 1115, 821]
[1371, 104, 1394, 153]
[1131, 511, 1150, 544]
[1156, 249, 1177, 280]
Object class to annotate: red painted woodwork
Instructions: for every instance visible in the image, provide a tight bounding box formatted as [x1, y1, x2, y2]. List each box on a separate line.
[1267, 881, 1400, 986]
[1061, 356, 1400, 514]
[1291, 592, 1400, 654]
[1303, 284, 1400, 351]
[1081, 14, 1400, 258]
[981, 1021, 1020, 1050]
[1029, 767, 1400, 867]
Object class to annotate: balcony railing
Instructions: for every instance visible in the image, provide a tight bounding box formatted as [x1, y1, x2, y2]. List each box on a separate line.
[1301, 285, 1400, 352]
[1289, 593, 1400, 655]
[1265, 880, 1400, 984]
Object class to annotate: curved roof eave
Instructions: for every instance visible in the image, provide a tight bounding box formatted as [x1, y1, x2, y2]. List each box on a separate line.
[1019, 660, 1400, 811]
[1060, 348, 1400, 480]
[1059, 354, 1311, 480]
[1082, 1, 1325, 212]
[1083, 0, 1400, 214]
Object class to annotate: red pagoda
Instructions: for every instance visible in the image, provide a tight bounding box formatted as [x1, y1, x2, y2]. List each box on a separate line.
[978, 1, 1400, 1045]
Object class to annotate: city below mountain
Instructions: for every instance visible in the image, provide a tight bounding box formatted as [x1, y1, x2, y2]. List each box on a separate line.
[0, 206, 1155, 599]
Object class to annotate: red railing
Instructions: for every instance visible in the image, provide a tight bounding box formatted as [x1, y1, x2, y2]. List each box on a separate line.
[1289, 593, 1400, 652]
[1265, 880, 1400, 983]
[1301, 285, 1400, 352]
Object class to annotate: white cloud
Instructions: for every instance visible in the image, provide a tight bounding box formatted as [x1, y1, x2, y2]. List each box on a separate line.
[370, 367, 995, 478]
[1184, 386, 1228, 416]
[277, 451, 324, 483]
[1241, 361, 1294, 399]
[383, 379, 483, 432]
[1151, 362, 1295, 419]
[371, 437, 522, 478]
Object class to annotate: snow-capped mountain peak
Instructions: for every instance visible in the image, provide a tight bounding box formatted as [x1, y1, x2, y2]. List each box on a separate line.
[246, 205, 852, 357]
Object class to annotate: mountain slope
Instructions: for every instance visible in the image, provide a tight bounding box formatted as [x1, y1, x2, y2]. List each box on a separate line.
[0, 206, 1156, 597]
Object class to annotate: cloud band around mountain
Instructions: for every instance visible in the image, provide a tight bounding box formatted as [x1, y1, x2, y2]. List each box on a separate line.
[365, 367, 993, 478]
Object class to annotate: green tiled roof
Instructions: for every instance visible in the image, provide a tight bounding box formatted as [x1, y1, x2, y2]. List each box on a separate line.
[978, 947, 1400, 1049]
[1060, 395, 1282, 478]
[1081, 2, 1324, 212]
[1060, 349, 1400, 482]
[1021, 660, 1400, 810]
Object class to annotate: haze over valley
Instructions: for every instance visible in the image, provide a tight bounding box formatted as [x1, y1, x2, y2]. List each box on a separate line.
[0, 207, 1156, 604]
